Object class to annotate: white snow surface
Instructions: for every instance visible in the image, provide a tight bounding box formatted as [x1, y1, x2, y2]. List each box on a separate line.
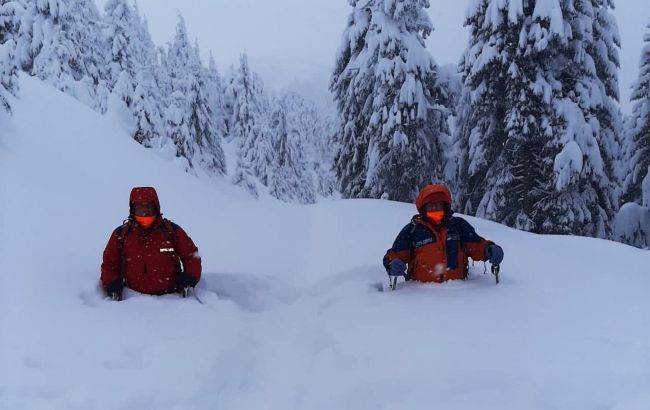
[2, 77, 650, 409]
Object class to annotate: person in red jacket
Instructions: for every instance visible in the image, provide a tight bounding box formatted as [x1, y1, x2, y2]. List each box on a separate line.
[101, 187, 201, 300]
[383, 184, 504, 283]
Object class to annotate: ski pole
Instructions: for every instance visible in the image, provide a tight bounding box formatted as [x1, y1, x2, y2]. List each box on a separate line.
[491, 264, 500, 284]
[192, 288, 205, 305]
[389, 276, 398, 291]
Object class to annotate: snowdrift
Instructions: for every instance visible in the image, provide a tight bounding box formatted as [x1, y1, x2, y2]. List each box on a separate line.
[1, 77, 649, 409]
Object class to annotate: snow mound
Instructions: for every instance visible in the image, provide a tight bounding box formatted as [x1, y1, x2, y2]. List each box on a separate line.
[1, 77, 649, 409]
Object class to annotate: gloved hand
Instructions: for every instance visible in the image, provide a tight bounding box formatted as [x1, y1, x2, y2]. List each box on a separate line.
[106, 279, 123, 301]
[389, 259, 407, 277]
[485, 243, 504, 265]
[177, 271, 197, 289]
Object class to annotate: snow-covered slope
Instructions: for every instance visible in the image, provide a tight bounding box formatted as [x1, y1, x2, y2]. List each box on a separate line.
[1, 77, 650, 409]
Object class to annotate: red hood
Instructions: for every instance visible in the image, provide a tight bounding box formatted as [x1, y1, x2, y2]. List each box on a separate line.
[415, 184, 452, 213]
[129, 187, 161, 215]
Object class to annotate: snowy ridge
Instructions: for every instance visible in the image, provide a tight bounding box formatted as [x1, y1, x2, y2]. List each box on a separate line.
[1, 76, 650, 409]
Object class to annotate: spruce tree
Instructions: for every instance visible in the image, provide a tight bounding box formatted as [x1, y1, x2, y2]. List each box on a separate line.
[228, 53, 270, 195]
[187, 39, 226, 175]
[163, 15, 225, 176]
[0, 0, 22, 113]
[68, 0, 107, 110]
[614, 20, 650, 248]
[15, 0, 105, 107]
[130, 10, 164, 147]
[207, 52, 226, 139]
[103, 0, 136, 93]
[286, 93, 337, 199]
[456, 0, 621, 237]
[268, 93, 317, 204]
[621, 21, 650, 205]
[331, 0, 452, 202]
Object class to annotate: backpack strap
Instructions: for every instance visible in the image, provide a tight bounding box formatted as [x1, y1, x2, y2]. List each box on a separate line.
[115, 220, 132, 286]
[406, 215, 420, 280]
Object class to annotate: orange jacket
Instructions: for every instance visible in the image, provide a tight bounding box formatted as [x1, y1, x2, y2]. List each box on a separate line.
[384, 215, 491, 283]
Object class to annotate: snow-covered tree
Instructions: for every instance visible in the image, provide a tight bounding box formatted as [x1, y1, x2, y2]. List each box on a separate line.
[456, 0, 559, 230]
[268, 93, 317, 204]
[621, 21, 650, 206]
[331, 0, 452, 202]
[456, 0, 621, 238]
[0, 0, 23, 113]
[163, 15, 225, 176]
[614, 168, 650, 248]
[15, 0, 106, 107]
[281, 92, 337, 199]
[188, 39, 226, 175]
[227, 53, 271, 195]
[539, 0, 621, 237]
[614, 21, 650, 248]
[103, 0, 137, 93]
[67, 0, 107, 110]
[130, 10, 163, 147]
[207, 52, 226, 139]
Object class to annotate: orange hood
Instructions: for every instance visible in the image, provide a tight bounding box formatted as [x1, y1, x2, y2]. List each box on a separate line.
[415, 184, 452, 213]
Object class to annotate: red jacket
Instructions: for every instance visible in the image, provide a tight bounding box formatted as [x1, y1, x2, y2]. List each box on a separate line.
[101, 187, 201, 295]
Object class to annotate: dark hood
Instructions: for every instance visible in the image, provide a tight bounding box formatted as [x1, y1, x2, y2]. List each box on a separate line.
[129, 187, 161, 215]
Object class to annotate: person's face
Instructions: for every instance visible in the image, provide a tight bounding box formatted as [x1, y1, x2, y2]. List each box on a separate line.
[423, 201, 445, 212]
[133, 201, 157, 217]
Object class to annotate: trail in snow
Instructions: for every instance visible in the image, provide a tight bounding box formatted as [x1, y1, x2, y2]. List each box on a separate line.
[2, 77, 650, 409]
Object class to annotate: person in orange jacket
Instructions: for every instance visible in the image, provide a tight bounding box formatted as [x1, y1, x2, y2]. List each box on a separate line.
[383, 184, 503, 283]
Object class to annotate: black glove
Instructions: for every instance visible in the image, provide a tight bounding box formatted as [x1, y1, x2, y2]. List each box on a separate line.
[106, 279, 123, 301]
[485, 243, 504, 265]
[177, 271, 197, 289]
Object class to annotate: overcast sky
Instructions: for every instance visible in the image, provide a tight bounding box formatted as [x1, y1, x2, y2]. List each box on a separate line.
[96, 0, 649, 113]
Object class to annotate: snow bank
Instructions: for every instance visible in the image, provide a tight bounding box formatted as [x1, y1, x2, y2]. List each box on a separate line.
[1, 76, 650, 409]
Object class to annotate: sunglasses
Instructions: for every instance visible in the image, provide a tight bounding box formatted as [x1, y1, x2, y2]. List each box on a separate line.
[133, 202, 157, 216]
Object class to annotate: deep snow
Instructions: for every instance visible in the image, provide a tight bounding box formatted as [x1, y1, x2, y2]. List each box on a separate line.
[1, 77, 650, 409]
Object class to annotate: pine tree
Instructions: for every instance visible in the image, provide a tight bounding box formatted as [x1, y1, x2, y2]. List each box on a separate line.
[268, 93, 317, 204]
[68, 0, 107, 110]
[227, 53, 271, 195]
[0, 0, 23, 113]
[207, 52, 226, 139]
[163, 15, 225, 176]
[187, 39, 226, 175]
[130, 9, 163, 147]
[331, 0, 452, 202]
[613, 167, 650, 248]
[544, 0, 621, 237]
[614, 20, 650, 248]
[457, 0, 559, 229]
[283, 92, 337, 199]
[456, 0, 621, 238]
[621, 21, 650, 205]
[15, 0, 106, 107]
[103, 0, 137, 93]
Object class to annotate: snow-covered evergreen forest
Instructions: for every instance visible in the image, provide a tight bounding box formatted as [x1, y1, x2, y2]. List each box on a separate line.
[1, 0, 648, 247]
